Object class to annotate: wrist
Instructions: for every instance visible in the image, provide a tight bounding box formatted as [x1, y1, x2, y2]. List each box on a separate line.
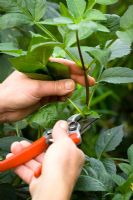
[31, 173, 74, 200]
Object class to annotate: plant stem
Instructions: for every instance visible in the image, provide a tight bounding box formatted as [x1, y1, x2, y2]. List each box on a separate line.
[67, 98, 84, 117]
[35, 22, 79, 65]
[76, 30, 90, 106]
[112, 157, 129, 163]
[35, 23, 57, 41]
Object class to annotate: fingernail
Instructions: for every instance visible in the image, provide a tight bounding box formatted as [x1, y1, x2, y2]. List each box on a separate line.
[59, 120, 68, 129]
[65, 80, 75, 90]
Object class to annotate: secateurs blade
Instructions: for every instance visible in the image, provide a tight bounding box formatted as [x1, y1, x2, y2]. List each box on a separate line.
[0, 114, 98, 177]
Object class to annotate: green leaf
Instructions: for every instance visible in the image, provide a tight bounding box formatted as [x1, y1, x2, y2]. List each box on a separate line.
[47, 61, 70, 80]
[95, 125, 124, 158]
[120, 5, 133, 30]
[75, 175, 106, 191]
[104, 14, 120, 33]
[84, 9, 106, 21]
[0, 42, 23, 56]
[87, 0, 96, 10]
[100, 67, 133, 84]
[102, 159, 116, 175]
[109, 39, 131, 61]
[88, 158, 113, 190]
[117, 28, 133, 44]
[41, 17, 73, 25]
[84, 47, 111, 66]
[117, 173, 133, 194]
[28, 102, 70, 128]
[112, 174, 126, 186]
[96, 0, 118, 5]
[127, 145, 133, 167]
[112, 192, 132, 200]
[60, 2, 72, 18]
[66, 0, 86, 20]
[24, 0, 47, 22]
[119, 163, 132, 175]
[0, 136, 28, 153]
[0, 13, 31, 31]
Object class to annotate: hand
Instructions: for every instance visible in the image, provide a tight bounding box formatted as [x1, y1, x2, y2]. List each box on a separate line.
[7, 121, 85, 200]
[0, 58, 95, 122]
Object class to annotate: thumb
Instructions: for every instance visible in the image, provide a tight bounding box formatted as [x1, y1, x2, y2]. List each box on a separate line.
[52, 120, 69, 141]
[33, 79, 75, 98]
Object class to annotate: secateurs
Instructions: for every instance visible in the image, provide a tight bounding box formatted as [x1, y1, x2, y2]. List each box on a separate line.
[0, 114, 98, 177]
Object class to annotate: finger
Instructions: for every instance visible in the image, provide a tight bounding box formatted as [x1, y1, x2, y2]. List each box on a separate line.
[6, 152, 34, 184]
[1, 103, 40, 123]
[49, 58, 84, 75]
[33, 79, 75, 98]
[52, 120, 69, 141]
[11, 141, 41, 172]
[71, 74, 95, 86]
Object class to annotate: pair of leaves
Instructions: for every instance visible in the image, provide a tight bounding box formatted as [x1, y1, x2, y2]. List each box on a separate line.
[76, 157, 115, 192]
[0, 0, 47, 31]
[117, 5, 133, 43]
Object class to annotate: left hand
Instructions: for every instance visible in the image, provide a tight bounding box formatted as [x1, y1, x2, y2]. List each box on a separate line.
[0, 58, 95, 122]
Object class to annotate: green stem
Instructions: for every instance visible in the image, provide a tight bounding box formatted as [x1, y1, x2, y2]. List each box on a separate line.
[88, 65, 104, 107]
[35, 23, 57, 41]
[76, 30, 89, 106]
[112, 157, 129, 163]
[35, 23, 80, 66]
[67, 98, 84, 116]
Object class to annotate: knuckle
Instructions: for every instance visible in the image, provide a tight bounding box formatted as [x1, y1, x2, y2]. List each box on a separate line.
[53, 81, 63, 95]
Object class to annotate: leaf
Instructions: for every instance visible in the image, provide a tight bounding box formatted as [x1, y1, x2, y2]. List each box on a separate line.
[112, 192, 132, 200]
[100, 67, 133, 84]
[10, 44, 54, 74]
[95, 125, 124, 158]
[96, 0, 118, 5]
[47, 61, 70, 80]
[0, 42, 23, 56]
[117, 28, 133, 44]
[87, 0, 96, 10]
[116, 6, 133, 44]
[109, 39, 131, 61]
[120, 5, 133, 30]
[24, 0, 47, 22]
[119, 163, 132, 175]
[0, 136, 28, 153]
[127, 145, 133, 167]
[84, 47, 111, 66]
[0, 13, 31, 31]
[117, 173, 133, 194]
[102, 159, 116, 175]
[60, 2, 72, 18]
[28, 102, 70, 128]
[66, 0, 86, 20]
[112, 174, 126, 186]
[41, 17, 73, 25]
[84, 9, 106, 21]
[75, 175, 106, 191]
[104, 14, 120, 33]
[88, 158, 113, 190]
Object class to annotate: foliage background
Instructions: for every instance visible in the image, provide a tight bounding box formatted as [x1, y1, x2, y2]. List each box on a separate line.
[0, 0, 133, 200]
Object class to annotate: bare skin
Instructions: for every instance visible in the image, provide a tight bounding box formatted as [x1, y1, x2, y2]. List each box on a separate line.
[0, 58, 95, 122]
[7, 121, 85, 200]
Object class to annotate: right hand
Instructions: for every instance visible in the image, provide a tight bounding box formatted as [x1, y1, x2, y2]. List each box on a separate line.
[7, 120, 85, 200]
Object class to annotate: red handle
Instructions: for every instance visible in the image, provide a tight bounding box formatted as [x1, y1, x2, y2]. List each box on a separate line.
[0, 136, 48, 173]
[0, 133, 81, 177]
